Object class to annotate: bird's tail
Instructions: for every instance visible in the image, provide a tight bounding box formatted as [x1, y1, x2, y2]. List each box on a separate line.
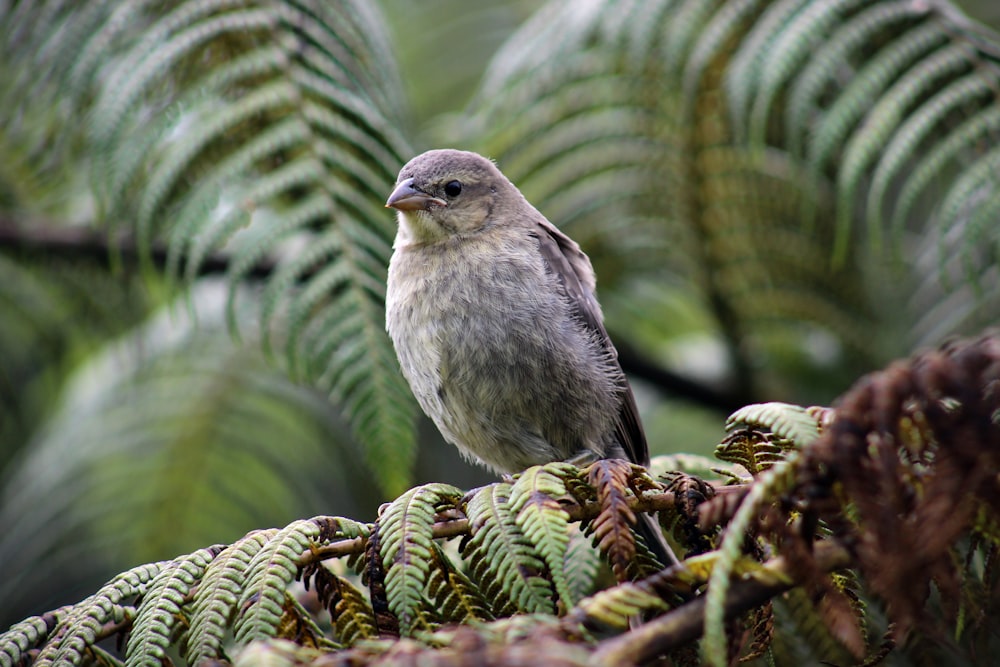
[636, 510, 681, 568]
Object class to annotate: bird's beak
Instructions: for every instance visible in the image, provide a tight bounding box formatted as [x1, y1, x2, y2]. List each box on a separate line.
[385, 178, 447, 211]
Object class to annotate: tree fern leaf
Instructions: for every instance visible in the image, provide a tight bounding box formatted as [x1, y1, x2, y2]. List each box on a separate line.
[564, 526, 602, 603]
[29, 562, 165, 667]
[132, 79, 300, 253]
[233, 519, 322, 645]
[13, 1, 109, 94]
[620, 0, 679, 71]
[462, 483, 554, 616]
[0, 608, 71, 667]
[784, 1, 927, 160]
[806, 21, 949, 175]
[834, 41, 974, 262]
[572, 580, 671, 633]
[663, 0, 723, 76]
[69, 1, 222, 94]
[300, 101, 406, 185]
[867, 73, 995, 245]
[478, 69, 631, 178]
[509, 464, 575, 608]
[936, 147, 1000, 285]
[703, 457, 800, 667]
[725, 402, 823, 448]
[328, 573, 378, 646]
[891, 106, 1000, 246]
[378, 483, 463, 635]
[185, 530, 278, 664]
[92, 7, 277, 148]
[173, 119, 314, 277]
[726, 0, 808, 138]
[426, 542, 494, 625]
[123, 546, 223, 667]
[586, 460, 638, 582]
[682, 0, 759, 108]
[61, 1, 416, 501]
[749, 0, 870, 147]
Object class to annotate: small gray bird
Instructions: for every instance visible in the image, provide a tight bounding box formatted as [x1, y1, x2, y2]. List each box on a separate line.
[385, 149, 677, 565]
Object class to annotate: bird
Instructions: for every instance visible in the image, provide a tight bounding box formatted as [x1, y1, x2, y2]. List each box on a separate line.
[384, 148, 678, 566]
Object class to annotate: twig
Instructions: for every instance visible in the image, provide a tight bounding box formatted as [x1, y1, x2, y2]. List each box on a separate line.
[591, 540, 852, 666]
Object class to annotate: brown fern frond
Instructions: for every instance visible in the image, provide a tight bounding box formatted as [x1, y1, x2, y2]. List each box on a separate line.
[697, 486, 749, 532]
[586, 460, 638, 582]
[796, 332, 1000, 641]
[740, 601, 773, 663]
[363, 524, 398, 639]
[660, 471, 717, 557]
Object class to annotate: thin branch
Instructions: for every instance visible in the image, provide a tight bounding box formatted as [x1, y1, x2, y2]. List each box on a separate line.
[0, 217, 747, 412]
[300, 487, 681, 565]
[0, 218, 276, 279]
[591, 540, 852, 666]
[614, 339, 754, 412]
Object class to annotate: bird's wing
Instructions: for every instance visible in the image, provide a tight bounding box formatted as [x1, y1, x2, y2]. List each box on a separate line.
[530, 216, 650, 466]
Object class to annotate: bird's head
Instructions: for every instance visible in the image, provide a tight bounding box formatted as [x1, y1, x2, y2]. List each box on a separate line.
[386, 149, 511, 244]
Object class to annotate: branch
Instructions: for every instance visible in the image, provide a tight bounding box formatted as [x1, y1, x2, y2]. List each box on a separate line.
[0, 218, 276, 279]
[591, 540, 852, 666]
[0, 218, 748, 412]
[300, 487, 682, 565]
[614, 339, 754, 412]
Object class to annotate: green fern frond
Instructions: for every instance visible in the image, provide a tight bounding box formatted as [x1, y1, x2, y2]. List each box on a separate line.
[123, 546, 225, 667]
[509, 464, 577, 608]
[29, 562, 165, 667]
[0, 607, 72, 667]
[703, 455, 800, 667]
[378, 483, 464, 635]
[748, 0, 873, 147]
[462, 483, 554, 616]
[186, 529, 279, 664]
[785, 1, 928, 160]
[564, 527, 602, 603]
[571, 579, 671, 633]
[233, 519, 323, 645]
[725, 402, 823, 447]
[5, 0, 419, 496]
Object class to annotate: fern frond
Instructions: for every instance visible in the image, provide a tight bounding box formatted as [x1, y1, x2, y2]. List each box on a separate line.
[564, 526, 602, 604]
[326, 572, 378, 646]
[462, 483, 555, 616]
[717, 402, 822, 477]
[426, 542, 494, 625]
[30, 562, 165, 667]
[586, 460, 638, 582]
[570, 575, 674, 633]
[7, 0, 418, 496]
[703, 456, 800, 667]
[233, 519, 323, 645]
[0, 607, 71, 667]
[725, 402, 823, 446]
[186, 529, 278, 664]
[509, 464, 576, 608]
[123, 546, 224, 667]
[378, 483, 464, 635]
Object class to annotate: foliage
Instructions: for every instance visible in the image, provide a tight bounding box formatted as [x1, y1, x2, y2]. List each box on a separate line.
[3, 0, 1000, 664]
[3, 333, 999, 665]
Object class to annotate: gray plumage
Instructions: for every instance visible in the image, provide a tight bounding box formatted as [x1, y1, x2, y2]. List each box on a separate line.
[385, 149, 676, 564]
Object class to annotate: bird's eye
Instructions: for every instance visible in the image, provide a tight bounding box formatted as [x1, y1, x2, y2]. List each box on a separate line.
[444, 180, 462, 197]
